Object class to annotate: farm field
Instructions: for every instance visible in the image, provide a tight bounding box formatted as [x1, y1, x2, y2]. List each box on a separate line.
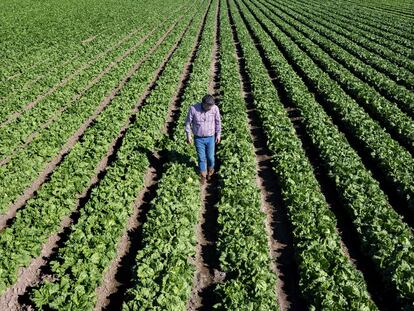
[0, 0, 413, 309]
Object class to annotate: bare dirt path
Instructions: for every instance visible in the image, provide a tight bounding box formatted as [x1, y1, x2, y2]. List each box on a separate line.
[188, 2, 222, 310]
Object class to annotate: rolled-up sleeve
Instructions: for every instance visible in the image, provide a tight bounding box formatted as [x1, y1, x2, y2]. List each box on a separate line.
[185, 106, 193, 138]
[215, 106, 221, 136]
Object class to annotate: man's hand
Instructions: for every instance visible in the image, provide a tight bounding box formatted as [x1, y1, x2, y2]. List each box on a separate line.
[187, 136, 193, 145]
[215, 135, 221, 144]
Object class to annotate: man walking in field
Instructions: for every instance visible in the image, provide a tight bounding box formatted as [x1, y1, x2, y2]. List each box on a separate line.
[185, 94, 221, 184]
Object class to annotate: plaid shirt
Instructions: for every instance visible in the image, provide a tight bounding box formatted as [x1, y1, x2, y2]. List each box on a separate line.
[185, 103, 221, 138]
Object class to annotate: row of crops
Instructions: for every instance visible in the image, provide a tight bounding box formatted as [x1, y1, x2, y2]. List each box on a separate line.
[0, 0, 413, 309]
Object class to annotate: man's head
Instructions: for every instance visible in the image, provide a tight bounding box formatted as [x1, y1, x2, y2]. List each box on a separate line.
[202, 94, 215, 111]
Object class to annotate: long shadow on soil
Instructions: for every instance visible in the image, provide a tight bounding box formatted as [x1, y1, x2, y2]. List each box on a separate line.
[197, 159, 222, 310]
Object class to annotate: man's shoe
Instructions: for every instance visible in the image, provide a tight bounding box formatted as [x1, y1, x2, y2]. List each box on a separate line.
[200, 172, 207, 184]
[207, 168, 214, 180]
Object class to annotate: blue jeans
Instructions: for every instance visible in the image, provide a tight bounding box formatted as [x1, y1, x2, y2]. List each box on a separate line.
[194, 136, 215, 173]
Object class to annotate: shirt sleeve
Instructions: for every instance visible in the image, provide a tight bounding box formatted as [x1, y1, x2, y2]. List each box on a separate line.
[215, 106, 222, 136]
[185, 106, 193, 137]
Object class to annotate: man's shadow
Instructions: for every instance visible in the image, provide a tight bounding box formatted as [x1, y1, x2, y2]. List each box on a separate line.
[134, 144, 199, 174]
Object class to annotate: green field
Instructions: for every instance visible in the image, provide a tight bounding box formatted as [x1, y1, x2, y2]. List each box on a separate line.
[0, 0, 413, 309]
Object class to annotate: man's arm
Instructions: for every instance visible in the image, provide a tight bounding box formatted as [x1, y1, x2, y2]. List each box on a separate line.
[215, 106, 221, 143]
[185, 106, 193, 144]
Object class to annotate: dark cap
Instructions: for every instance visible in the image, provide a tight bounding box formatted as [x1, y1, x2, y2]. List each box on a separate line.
[202, 94, 215, 106]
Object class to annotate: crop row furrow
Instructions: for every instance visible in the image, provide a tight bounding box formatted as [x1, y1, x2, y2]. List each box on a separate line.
[0, 0, 189, 86]
[261, 0, 414, 118]
[0, 26, 149, 125]
[327, 0, 414, 35]
[302, 0, 414, 49]
[272, 0, 414, 75]
[343, 0, 414, 21]
[0, 27, 159, 163]
[0, 10, 198, 164]
[0, 0, 117, 77]
[210, 0, 279, 309]
[0, 23, 143, 118]
[0, 3, 189, 126]
[0, 12, 141, 103]
[0, 8, 148, 84]
[187, 0, 221, 307]
[0, 14, 187, 238]
[121, 0, 217, 309]
[237, 0, 414, 306]
[283, 0, 414, 58]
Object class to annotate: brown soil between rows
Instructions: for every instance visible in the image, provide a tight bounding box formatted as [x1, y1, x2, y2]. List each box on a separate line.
[0, 91, 149, 310]
[2, 13, 146, 85]
[247, 0, 414, 226]
[261, 0, 414, 155]
[0, 3, 200, 169]
[93, 161, 159, 310]
[81, 35, 97, 45]
[5, 59, 50, 82]
[0, 215, 72, 311]
[228, 1, 308, 309]
[0, 127, 126, 309]
[1, 59, 75, 123]
[163, 4, 211, 138]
